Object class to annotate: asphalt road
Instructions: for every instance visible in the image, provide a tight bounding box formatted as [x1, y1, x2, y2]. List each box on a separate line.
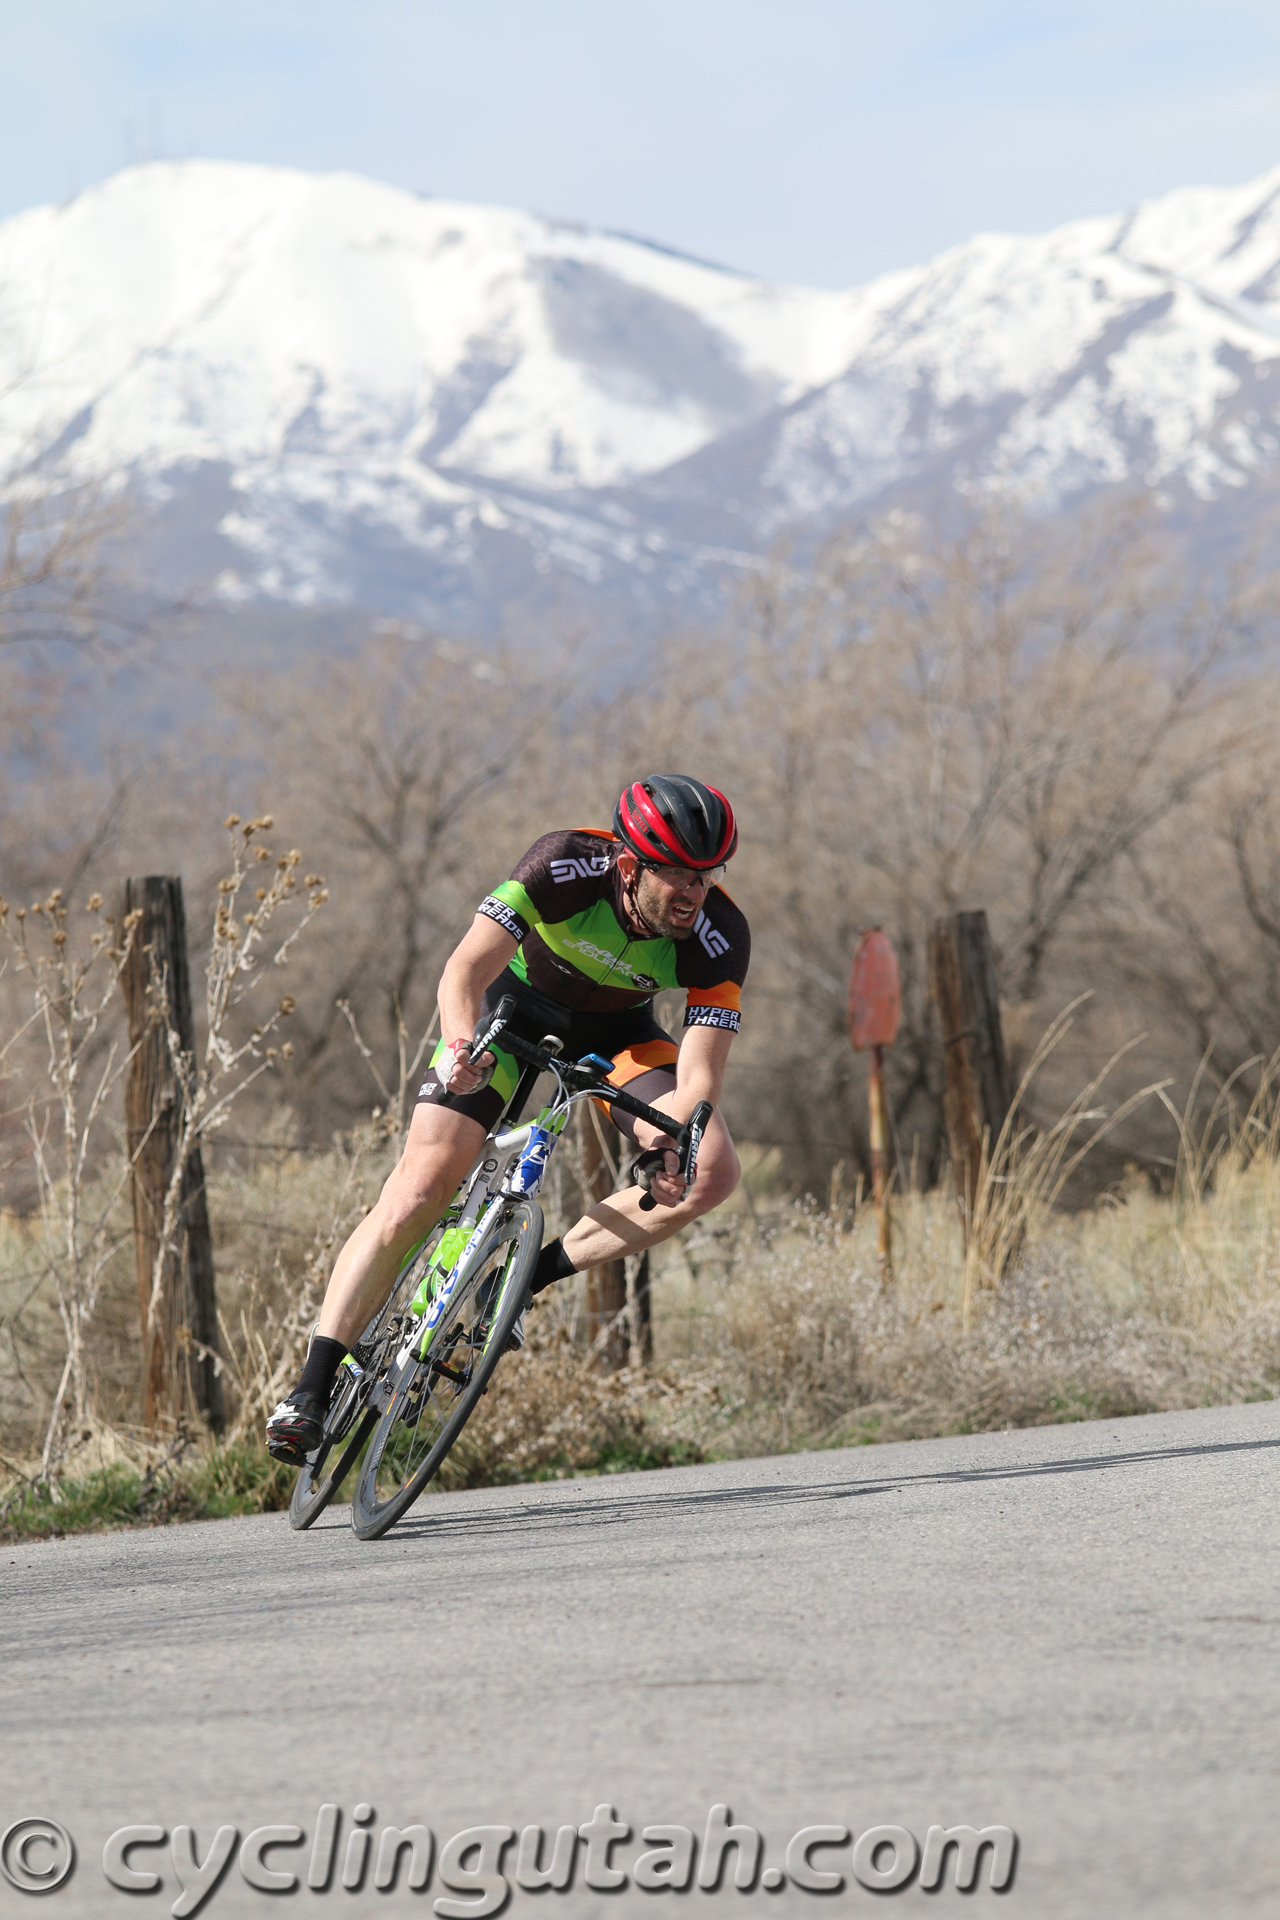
[5, 1399, 1280, 1918]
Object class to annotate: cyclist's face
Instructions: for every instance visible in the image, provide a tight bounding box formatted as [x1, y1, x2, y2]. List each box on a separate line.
[633, 860, 722, 937]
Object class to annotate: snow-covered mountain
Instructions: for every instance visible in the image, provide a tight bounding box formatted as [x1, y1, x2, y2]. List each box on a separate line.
[2, 158, 1279, 631]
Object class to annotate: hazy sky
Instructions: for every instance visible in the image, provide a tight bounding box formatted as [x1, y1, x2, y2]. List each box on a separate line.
[3, 0, 1279, 287]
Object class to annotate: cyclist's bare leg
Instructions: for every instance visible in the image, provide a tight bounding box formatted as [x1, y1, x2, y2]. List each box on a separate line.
[316, 1102, 486, 1348]
[560, 1099, 740, 1271]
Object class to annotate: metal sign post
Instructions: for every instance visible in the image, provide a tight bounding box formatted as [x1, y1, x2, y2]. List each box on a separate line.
[848, 927, 902, 1282]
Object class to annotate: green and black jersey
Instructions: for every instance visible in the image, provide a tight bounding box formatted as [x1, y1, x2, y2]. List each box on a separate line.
[477, 828, 749, 1032]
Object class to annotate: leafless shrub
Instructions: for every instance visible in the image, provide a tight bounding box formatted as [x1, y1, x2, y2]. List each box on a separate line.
[203, 992, 438, 1445]
[0, 886, 140, 1481]
[134, 815, 327, 1421]
[212, 1113, 399, 1446]
[0, 814, 329, 1482]
[959, 1000, 1166, 1316]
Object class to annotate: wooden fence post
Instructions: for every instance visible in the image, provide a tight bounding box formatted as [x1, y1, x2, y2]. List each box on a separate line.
[118, 875, 224, 1431]
[848, 927, 902, 1285]
[627, 1250, 653, 1367]
[927, 910, 1011, 1244]
[580, 1106, 630, 1371]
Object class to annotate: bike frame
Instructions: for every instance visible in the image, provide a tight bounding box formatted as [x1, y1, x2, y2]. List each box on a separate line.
[397, 1027, 694, 1368]
[293, 1003, 713, 1535]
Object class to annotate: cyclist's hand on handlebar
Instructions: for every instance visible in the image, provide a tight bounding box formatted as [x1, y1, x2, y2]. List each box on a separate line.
[632, 1135, 683, 1207]
[440, 1039, 495, 1094]
[631, 1101, 715, 1211]
[646, 1155, 685, 1207]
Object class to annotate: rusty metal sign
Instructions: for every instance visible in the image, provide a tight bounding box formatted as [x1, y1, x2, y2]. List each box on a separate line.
[848, 927, 901, 1052]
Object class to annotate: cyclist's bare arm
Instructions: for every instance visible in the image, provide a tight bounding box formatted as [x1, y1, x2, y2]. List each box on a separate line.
[630, 1023, 734, 1207]
[437, 914, 518, 1092]
[649, 1023, 732, 1130]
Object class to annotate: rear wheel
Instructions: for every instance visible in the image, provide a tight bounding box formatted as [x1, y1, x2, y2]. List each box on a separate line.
[287, 1379, 378, 1530]
[288, 1236, 439, 1531]
[350, 1199, 541, 1541]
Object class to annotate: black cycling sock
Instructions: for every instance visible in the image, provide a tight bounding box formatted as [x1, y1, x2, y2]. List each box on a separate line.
[530, 1237, 579, 1296]
[296, 1334, 348, 1401]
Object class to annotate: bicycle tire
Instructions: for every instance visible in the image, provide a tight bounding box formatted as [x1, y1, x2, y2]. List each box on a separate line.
[289, 1399, 378, 1529]
[287, 1235, 442, 1531]
[350, 1198, 541, 1541]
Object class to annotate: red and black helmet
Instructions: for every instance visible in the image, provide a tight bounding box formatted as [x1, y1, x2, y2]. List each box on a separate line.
[613, 775, 738, 871]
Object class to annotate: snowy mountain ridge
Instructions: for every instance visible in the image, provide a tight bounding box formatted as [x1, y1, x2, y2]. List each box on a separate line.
[2, 158, 1279, 627]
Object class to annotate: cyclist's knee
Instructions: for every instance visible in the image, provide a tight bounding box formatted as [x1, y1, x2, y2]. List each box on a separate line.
[374, 1159, 455, 1240]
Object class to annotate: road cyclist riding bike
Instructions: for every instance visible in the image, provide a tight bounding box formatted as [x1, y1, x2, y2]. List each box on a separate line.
[266, 774, 750, 1538]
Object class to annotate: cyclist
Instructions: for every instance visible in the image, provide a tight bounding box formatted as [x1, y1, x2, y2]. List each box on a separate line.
[267, 774, 749, 1463]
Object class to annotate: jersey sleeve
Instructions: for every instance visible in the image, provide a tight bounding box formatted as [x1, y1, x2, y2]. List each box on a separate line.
[477, 877, 537, 942]
[677, 888, 751, 1033]
[476, 830, 616, 942]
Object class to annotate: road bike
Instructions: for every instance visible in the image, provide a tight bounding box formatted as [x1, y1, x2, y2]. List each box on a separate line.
[287, 995, 711, 1541]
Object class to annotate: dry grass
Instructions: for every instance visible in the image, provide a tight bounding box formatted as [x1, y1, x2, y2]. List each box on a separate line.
[637, 1093, 1280, 1456]
[383, 1103, 1280, 1485]
[0, 1113, 395, 1476]
[646, 1195, 1272, 1456]
[7, 1081, 1280, 1525]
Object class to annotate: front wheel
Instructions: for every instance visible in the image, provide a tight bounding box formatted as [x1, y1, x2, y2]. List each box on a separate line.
[350, 1199, 541, 1541]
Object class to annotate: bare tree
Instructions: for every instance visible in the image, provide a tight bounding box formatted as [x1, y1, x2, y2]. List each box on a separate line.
[0, 477, 133, 652]
[0, 887, 141, 1480]
[591, 502, 1271, 1189]
[228, 634, 564, 1135]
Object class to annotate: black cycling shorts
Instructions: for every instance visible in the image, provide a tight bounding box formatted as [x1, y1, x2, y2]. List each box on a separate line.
[415, 967, 678, 1136]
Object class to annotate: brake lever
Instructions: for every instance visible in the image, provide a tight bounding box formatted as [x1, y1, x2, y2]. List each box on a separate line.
[637, 1100, 714, 1212]
[435, 994, 516, 1110]
[471, 993, 516, 1061]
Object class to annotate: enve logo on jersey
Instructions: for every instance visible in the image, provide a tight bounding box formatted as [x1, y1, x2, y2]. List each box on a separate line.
[550, 855, 611, 883]
[694, 911, 731, 959]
